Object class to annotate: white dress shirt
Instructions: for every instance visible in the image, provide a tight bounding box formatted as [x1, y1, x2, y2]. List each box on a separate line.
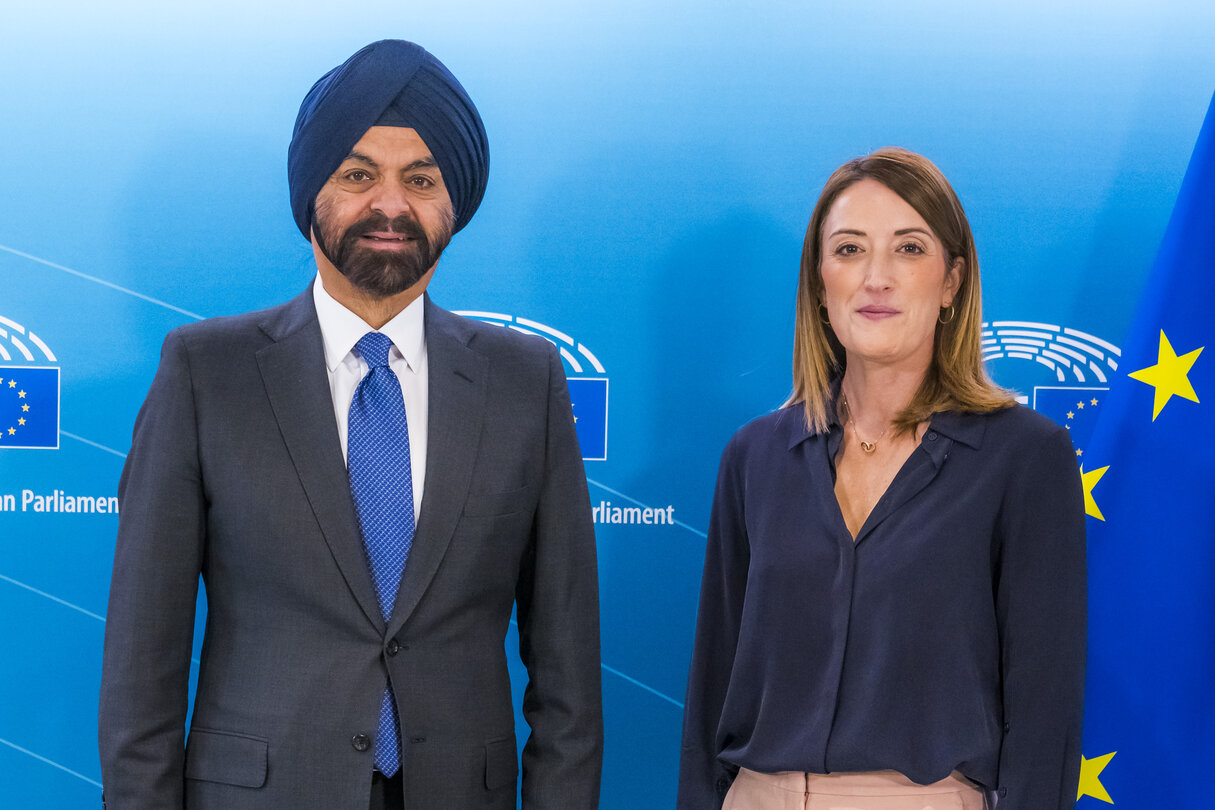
[312, 276, 427, 519]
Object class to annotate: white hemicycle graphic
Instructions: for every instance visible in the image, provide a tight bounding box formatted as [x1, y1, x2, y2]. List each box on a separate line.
[982, 321, 1119, 384]
[0, 314, 57, 364]
[455, 311, 606, 375]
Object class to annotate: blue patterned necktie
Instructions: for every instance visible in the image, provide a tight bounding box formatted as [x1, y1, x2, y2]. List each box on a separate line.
[347, 331, 415, 777]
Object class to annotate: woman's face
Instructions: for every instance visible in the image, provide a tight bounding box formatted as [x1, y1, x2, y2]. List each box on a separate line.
[819, 178, 961, 375]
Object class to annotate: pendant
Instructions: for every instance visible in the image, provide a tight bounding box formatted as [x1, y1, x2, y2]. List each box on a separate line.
[860, 440, 877, 453]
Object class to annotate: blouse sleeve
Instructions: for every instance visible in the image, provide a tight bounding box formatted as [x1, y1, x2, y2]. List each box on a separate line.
[677, 434, 752, 809]
[994, 423, 1087, 808]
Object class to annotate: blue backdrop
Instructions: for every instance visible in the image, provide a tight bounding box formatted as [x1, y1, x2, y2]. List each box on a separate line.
[2, 1, 1213, 806]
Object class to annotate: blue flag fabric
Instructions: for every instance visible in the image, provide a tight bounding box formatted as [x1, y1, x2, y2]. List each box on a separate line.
[1078, 93, 1215, 806]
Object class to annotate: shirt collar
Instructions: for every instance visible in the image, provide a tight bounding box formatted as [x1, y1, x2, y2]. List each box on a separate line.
[312, 275, 426, 372]
[784, 378, 989, 452]
[924, 409, 987, 450]
[785, 378, 844, 450]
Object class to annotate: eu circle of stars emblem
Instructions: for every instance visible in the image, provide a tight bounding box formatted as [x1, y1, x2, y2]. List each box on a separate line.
[0, 366, 60, 449]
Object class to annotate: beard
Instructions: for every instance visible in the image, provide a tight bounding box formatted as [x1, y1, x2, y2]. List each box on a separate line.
[313, 204, 453, 298]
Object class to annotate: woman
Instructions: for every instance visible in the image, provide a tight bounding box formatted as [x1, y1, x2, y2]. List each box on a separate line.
[678, 148, 1085, 810]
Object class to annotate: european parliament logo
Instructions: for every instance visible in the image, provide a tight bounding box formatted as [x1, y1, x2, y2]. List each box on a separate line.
[455, 311, 608, 461]
[0, 314, 60, 450]
[983, 320, 1120, 459]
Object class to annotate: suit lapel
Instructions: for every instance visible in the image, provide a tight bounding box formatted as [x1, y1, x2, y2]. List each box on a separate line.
[389, 298, 487, 635]
[255, 288, 384, 632]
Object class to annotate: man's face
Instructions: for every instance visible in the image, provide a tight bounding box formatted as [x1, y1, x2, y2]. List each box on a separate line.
[312, 126, 454, 298]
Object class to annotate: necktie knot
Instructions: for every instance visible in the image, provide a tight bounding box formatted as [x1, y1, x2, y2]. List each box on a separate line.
[356, 332, 394, 369]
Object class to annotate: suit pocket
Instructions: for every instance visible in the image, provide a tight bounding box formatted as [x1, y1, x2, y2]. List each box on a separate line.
[185, 728, 268, 788]
[484, 736, 518, 790]
[462, 485, 536, 518]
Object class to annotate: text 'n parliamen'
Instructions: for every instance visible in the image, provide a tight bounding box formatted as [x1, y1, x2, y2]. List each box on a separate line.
[1, 490, 119, 514]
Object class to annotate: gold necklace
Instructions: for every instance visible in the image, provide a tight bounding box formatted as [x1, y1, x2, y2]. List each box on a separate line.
[841, 393, 889, 454]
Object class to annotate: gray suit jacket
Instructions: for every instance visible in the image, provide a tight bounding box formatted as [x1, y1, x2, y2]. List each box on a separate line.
[99, 288, 603, 808]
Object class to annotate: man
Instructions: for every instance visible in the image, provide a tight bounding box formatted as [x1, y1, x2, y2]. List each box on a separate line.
[99, 40, 602, 809]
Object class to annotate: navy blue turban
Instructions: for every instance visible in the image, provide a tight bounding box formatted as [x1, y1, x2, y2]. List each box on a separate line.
[288, 40, 489, 239]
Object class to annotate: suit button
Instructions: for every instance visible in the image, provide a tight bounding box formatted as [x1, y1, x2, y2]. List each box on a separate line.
[999, 786, 1008, 798]
[386, 639, 400, 656]
[352, 734, 370, 752]
[1003, 722, 1011, 733]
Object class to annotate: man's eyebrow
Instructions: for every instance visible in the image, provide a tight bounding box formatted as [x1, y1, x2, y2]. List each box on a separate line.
[402, 157, 438, 172]
[343, 151, 378, 168]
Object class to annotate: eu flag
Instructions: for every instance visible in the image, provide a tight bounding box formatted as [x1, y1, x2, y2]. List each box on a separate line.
[0, 366, 60, 450]
[1077, 93, 1215, 805]
[1032, 386, 1107, 461]
[567, 377, 608, 461]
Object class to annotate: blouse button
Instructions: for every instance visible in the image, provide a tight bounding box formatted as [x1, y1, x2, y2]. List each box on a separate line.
[926, 432, 938, 441]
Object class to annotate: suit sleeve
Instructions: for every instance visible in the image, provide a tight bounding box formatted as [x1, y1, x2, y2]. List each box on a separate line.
[99, 330, 205, 808]
[515, 345, 604, 809]
[993, 424, 1087, 809]
[677, 435, 749, 809]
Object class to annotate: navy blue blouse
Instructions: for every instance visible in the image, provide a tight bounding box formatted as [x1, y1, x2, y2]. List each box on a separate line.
[678, 403, 1085, 809]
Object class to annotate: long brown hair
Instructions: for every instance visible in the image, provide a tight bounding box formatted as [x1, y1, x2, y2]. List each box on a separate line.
[788, 147, 1014, 433]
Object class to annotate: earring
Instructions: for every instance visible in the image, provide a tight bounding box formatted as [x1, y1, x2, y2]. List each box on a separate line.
[819, 304, 831, 326]
[938, 305, 956, 325]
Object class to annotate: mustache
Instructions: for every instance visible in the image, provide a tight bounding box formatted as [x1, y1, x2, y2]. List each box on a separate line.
[345, 212, 427, 242]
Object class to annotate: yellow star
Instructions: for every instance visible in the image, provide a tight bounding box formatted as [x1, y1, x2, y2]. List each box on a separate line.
[17, 390, 25, 399]
[1081, 465, 1109, 521]
[1077, 751, 1116, 803]
[1067, 411, 1075, 419]
[7, 380, 14, 388]
[1091, 397, 1099, 406]
[18, 418, 25, 426]
[6, 428, 14, 436]
[1077, 401, 1085, 409]
[1129, 330, 1203, 420]
[21, 404, 29, 412]
[1076, 449, 1083, 457]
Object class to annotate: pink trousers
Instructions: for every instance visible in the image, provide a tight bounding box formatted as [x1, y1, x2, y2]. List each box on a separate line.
[722, 768, 988, 810]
